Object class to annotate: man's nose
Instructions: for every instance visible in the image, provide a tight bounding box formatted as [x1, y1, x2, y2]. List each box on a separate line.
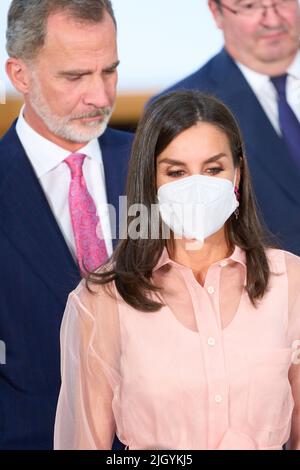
[82, 77, 113, 109]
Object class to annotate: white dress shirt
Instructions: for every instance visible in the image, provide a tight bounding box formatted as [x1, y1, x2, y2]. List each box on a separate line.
[16, 108, 113, 261]
[237, 50, 300, 135]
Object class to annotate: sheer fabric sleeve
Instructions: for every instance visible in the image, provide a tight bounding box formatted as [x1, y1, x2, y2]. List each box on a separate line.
[54, 280, 121, 450]
[285, 251, 300, 450]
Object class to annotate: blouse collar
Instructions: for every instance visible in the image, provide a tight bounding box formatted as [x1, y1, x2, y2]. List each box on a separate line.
[153, 245, 247, 273]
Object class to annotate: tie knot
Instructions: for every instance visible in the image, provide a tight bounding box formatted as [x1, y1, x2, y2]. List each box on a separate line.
[270, 74, 288, 97]
[65, 153, 86, 178]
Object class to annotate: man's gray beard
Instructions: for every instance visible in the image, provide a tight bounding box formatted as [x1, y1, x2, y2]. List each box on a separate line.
[29, 75, 112, 143]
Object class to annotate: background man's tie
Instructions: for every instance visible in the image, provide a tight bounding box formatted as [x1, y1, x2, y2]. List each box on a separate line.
[270, 74, 300, 170]
[65, 153, 108, 273]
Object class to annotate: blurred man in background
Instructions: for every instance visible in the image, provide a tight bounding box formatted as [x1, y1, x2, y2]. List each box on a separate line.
[155, 0, 300, 254]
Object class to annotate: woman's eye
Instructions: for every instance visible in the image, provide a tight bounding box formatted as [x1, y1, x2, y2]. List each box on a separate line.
[167, 170, 185, 177]
[206, 167, 223, 175]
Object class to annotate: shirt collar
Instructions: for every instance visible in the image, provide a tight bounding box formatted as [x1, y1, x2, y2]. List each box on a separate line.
[236, 61, 271, 95]
[16, 105, 102, 179]
[153, 245, 247, 273]
[236, 49, 300, 92]
[288, 48, 300, 80]
[230, 245, 246, 268]
[153, 248, 172, 272]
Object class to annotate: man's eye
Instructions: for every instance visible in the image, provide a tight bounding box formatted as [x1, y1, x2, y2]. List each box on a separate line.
[66, 76, 82, 81]
[104, 68, 117, 75]
[241, 2, 256, 10]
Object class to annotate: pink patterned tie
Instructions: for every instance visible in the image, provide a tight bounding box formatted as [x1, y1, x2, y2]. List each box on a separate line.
[65, 153, 108, 273]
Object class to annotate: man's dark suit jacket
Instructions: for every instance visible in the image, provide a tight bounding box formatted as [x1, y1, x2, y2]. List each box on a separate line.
[0, 123, 133, 449]
[153, 48, 300, 255]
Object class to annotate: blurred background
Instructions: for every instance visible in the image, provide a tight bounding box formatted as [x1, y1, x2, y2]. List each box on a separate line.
[0, 0, 223, 136]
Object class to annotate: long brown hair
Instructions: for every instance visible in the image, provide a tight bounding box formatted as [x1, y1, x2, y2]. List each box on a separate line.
[89, 90, 274, 310]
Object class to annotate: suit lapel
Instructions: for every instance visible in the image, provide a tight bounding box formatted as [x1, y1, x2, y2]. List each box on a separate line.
[209, 50, 300, 204]
[100, 129, 129, 247]
[0, 125, 80, 307]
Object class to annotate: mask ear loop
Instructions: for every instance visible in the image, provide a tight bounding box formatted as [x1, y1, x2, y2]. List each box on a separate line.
[233, 160, 243, 219]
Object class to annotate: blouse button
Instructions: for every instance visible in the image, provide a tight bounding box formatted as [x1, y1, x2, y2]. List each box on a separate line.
[207, 286, 215, 294]
[215, 394, 223, 404]
[208, 337, 216, 347]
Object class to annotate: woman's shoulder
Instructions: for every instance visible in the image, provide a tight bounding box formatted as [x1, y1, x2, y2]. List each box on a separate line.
[265, 247, 300, 275]
[69, 275, 118, 313]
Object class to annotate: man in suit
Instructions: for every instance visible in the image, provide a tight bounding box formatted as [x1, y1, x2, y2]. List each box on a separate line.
[0, 0, 133, 449]
[154, 0, 300, 254]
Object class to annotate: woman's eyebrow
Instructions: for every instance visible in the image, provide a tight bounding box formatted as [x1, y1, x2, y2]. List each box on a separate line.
[158, 153, 228, 166]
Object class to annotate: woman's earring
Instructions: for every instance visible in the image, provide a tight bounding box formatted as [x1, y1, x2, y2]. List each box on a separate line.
[234, 186, 240, 201]
[234, 208, 240, 220]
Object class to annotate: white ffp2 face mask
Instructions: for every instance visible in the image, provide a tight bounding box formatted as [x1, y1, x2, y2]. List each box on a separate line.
[157, 174, 239, 244]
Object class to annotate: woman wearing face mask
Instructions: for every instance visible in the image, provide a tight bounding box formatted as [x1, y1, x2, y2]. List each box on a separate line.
[54, 91, 300, 450]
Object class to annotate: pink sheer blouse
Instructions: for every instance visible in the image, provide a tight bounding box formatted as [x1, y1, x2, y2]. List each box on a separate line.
[54, 246, 300, 450]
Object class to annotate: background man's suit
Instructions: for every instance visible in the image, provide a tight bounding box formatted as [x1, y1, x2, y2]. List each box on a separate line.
[0, 123, 133, 449]
[156, 48, 300, 255]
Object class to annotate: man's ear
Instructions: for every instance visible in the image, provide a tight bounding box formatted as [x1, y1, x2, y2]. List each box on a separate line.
[208, 0, 224, 30]
[6, 58, 31, 95]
